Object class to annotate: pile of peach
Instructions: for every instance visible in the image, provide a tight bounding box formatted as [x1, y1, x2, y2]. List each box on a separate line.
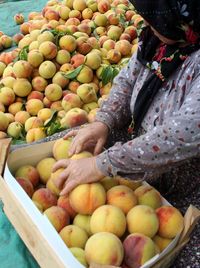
[14, 137, 184, 268]
[0, 0, 143, 142]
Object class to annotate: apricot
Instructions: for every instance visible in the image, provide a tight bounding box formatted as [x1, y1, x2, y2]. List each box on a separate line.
[15, 165, 40, 187]
[32, 188, 57, 210]
[36, 157, 56, 184]
[60, 225, 88, 248]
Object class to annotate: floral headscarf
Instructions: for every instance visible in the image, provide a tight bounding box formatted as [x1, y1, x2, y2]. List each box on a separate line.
[129, 0, 200, 133]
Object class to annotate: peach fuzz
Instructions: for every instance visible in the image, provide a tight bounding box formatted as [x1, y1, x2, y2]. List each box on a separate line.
[13, 78, 32, 97]
[77, 83, 97, 103]
[46, 168, 65, 196]
[0, 87, 15, 106]
[52, 72, 69, 88]
[27, 50, 44, 68]
[153, 235, 173, 252]
[36, 157, 56, 184]
[73, 214, 92, 236]
[39, 61, 56, 79]
[15, 111, 30, 125]
[32, 76, 48, 92]
[61, 93, 82, 112]
[44, 83, 62, 102]
[115, 40, 132, 56]
[26, 99, 44, 116]
[25, 117, 43, 132]
[52, 138, 72, 160]
[59, 35, 77, 53]
[69, 248, 88, 268]
[7, 122, 23, 138]
[59, 225, 88, 248]
[13, 60, 32, 79]
[26, 127, 46, 143]
[107, 185, 137, 215]
[60, 108, 88, 128]
[16, 177, 34, 197]
[39, 41, 57, 60]
[8, 102, 23, 115]
[156, 206, 184, 239]
[37, 31, 54, 45]
[127, 205, 159, 238]
[1, 77, 16, 89]
[44, 206, 70, 232]
[57, 195, 77, 219]
[90, 204, 126, 237]
[56, 50, 71, 65]
[134, 185, 162, 209]
[32, 188, 57, 211]
[15, 165, 40, 187]
[123, 233, 156, 268]
[85, 232, 124, 266]
[69, 183, 106, 215]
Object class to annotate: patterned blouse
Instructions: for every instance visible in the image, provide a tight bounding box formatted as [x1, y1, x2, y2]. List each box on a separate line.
[95, 49, 200, 181]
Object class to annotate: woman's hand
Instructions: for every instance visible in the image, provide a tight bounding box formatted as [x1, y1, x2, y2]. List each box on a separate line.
[52, 157, 105, 195]
[64, 121, 109, 157]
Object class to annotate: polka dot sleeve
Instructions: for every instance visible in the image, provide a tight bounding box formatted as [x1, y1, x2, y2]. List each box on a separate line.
[96, 75, 200, 179]
[95, 52, 142, 130]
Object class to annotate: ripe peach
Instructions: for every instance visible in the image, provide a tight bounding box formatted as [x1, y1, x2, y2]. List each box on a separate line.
[70, 54, 85, 68]
[14, 111, 30, 125]
[39, 61, 56, 79]
[44, 83, 62, 102]
[39, 41, 57, 60]
[124, 26, 137, 40]
[73, 0, 86, 11]
[84, 52, 101, 70]
[58, 195, 77, 219]
[26, 127, 46, 143]
[0, 87, 15, 106]
[12, 33, 24, 45]
[32, 188, 57, 210]
[0, 35, 13, 48]
[70, 151, 93, 160]
[7, 121, 23, 138]
[61, 93, 82, 112]
[77, 83, 97, 103]
[120, 33, 132, 42]
[37, 31, 54, 45]
[16, 177, 34, 197]
[8, 102, 23, 115]
[107, 13, 119, 25]
[46, 168, 64, 196]
[24, 116, 43, 132]
[73, 214, 92, 236]
[156, 206, 184, 239]
[44, 206, 70, 232]
[60, 225, 88, 248]
[153, 235, 173, 252]
[117, 176, 142, 191]
[44, 9, 59, 21]
[127, 205, 159, 238]
[50, 100, 63, 111]
[134, 185, 162, 209]
[36, 157, 56, 184]
[56, 50, 71, 65]
[15, 165, 40, 187]
[69, 183, 106, 215]
[102, 39, 115, 51]
[69, 10, 82, 20]
[123, 233, 156, 268]
[107, 49, 121, 63]
[100, 176, 119, 191]
[59, 35, 77, 52]
[107, 26, 122, 41]
[85, 232, 124, 266]
[59, 5, 70, 20]
[26, 99, 44, 116]
[13, 78, 32, 97]
[5, 113, 15, 123]
[0, 103, 5, 113]
[76, 38, 92, 55]
[27, 50, 44, 68]
[0, 112, 9, 131]
[18, 36, 32, 49]
[27, 91, 44, 102]
[37, 108, 52, 122]
[82, 8, 93, 19]
[60, 108, 88, 128]
[52, 138, 72, 160]
[98, 0, 110, 13]
[1, 76, 15, 88]
[52, 71, 69, 88]
[87, 0, 98, 12]
[115, 40, 132, 56]
[32, 76, 48, 92]
[62, 0, 73, 8]
[94, 14, 107, 27]
[13, 60, 32, 79]
[69, 248, 88, 267]
[2, 65, 15, 78]
[14, 13, 24, 24]
[0, 62, 6, 77]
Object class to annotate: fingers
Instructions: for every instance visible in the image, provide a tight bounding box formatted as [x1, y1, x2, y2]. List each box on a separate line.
[69, 135, 88, 156]
[63, 129, 78, 140]
[60, 178, 80, 196]
[55, 168, 70, 189]
[94, 138, 105, 155]
[52, 159, 70, 172]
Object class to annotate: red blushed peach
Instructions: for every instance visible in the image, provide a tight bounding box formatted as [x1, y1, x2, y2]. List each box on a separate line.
[26, 99, 44, 116]
[39, 41, 57, 60]
[60, 108, 88, 128]
[56, 50, 71, 65]
[26, 127, 46, 143]
[65, 17, 80, 26]
[12, 33, 24, 45]
[115, 40, 132, 56]
[70, 54, 85, 68]
[57, 195, 77, 219]
[50, 101, 63, 111]
[13, 60, 33, 79]
[68, 81, 80, 94]
[59, 35, 77, 53]
[16, 177, 34, 197]
[20, 22, 30, 35]
[98, 0, 111, 13]
[32, 76, 48, 92]
[78, 24, 92, 35]
[45, 83, 62, 102]
[156, 206, 184, 239]
[107, 13, 119, 25]
[120, 33, 132, 42]
[8, 102, 23, 115]
[0, 87, 15, 106]
[15, 111, 30, 125]
[0, 35, 13, 48]
[107, 49, 121, 64]
[14, 13, 24, 25]
[60, 63, 74, 72]
[125, 10, 135, 21]
[27, 91, 44, 101]
[61, 93, 83, 112]
[76, 37, 93, 55]
[99, 35, 109, 47]
[69, 183, 106, 215]
[52, 72, 69, 88]
[32, 188, 57, 210]
[24, 116, 43, 132]
[44, 9, 60, 21]
[15, 165, 40, 187]
[123, 233, 156, 268]
[124, 26, 137, 41]
[44, 206, 70, 232]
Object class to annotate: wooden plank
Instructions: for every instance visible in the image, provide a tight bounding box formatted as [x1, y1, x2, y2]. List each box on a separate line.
[0, 175, 65, 268]
[0, 138, 11, 176]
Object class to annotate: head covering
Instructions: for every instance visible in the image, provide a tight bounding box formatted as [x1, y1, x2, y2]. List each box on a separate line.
[129, 0, 200, 134]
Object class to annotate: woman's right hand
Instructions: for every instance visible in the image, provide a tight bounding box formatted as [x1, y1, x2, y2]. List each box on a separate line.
[64, 121, 109, 157]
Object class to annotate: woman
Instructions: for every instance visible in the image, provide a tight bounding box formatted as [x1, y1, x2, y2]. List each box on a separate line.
[53, 1, 200, 266]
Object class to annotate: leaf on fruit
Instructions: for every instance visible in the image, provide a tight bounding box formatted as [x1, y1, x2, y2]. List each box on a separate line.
[44, 110, 57, 127]
[92, 30, 100, 40]
[101, 65, 119, 86]
[46, 121, 65, 136]
[62, 65, 83, 79]
[11, 139, 26, 145]
[18, 45, 29, 61]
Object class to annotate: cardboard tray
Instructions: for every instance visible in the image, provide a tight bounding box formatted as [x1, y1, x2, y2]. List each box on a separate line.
[0, 138, 200, 268]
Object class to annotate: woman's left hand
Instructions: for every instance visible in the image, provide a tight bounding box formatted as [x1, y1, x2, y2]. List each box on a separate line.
[52, 157, 105, 195]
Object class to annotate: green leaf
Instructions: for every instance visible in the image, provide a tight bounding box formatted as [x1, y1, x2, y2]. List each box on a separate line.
[46, 121, 62, 136]
[18, 45, 29, 61]
[113, 68, 119, 78]
[11, 139, 26, 145]
[62, 65, 83, 79]
[92, 29, 100, 40]
[44, 110, 58, 127]
[101, 66, 114, 86]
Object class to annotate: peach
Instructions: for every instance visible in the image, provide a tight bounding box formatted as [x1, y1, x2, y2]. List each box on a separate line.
[73, 0, 86, 11]
[85, 232, 124, 266]
[0, 112, 9, 131]
[27, 50, 44, 68]
[50, 101, 63, 111]
[52, 138, 72, 160]
[134, 185, 162, 209]
[71, 151, 93, 160]
[8, 102, 23, 115]
[87, 0, 98, 12]
[59, 35, 77, 52]
[0, 35, 13, 48]
[5, 113, 15, 123]
[13, 60, 32, 79]
[98, 0, 110, 13]
[70, 54, 85, 68]
[44, 9, 59, 21]
[107, 49, 121, 64]
[20, 22, 30, 35]
[27, 91, 44, 101]
[52, 72, 69, 88]
[124, 26, 137, 40]
[153, 235, 173, 252]
[15, 165, 40, 187]
[26, 127, 46, 143]
[69, 248, 88, 267]
[37, 108, 52, 122]
[0, 87, 15, 106]
[117, 176, 142, 191]
[60, 108, 88, 128]
[39, 41, 57, 60]
[107, 26, 122, 41]
[26, 99, 44, 116]
[44, 206, 70, 232]
[120, 33, 132, 42]
[77, 83, 97, 103]
[156, 206, 184, 239]
[2, 65, 15, 78]
[15, 111, 30, 125]
[90, 204, 126, 237]
[39, 61, 56, 79]
[69, 10, 82, 20]
[131, 44, 138, 54]
[95, 26, 106, 36]
[60, 63, 74, 72]
[0, 131, 7, 139]
[85, 52, 101, 70]
[100, 176, 119, 191]
[82, 102, 98, 113]
[58, 195, 77, 219]
[32, 76, 48, 92]
[82, 8, 93, 19]
[127, 205, 159, 238]
[66, 17, 80, 26]
[87, 37, 100, 49]
[94, 14, 107, 27]
[61, 93, 82, 112]
[16, 177, 34, 197]
[44, 83, 62, 102]
[1, 76, 15, 88]
[46, 169, 64, 196]
[68, 81, 80, 94]
[123, 233, 156, 268]
[56, 50, 71, 65]
[36, 157, 56, 184]
[18, 36, 32, 49]
[13, 78, 32, 97]
[59, 5, 70, 20]
[37, 31, 54, 45]
[0, 103, 5, 112]
[73, 214, 92, 235]
[102, 39, 115, 51]
[25, 117, 43, 132]
[107, 185, 137, 215]
[0, 62, 6, 77]
[14, 14, 24, 25]
[29, 29, 41, 41]
[60, 225, 88, 248]
[62, 0, 73, 8]
[107, 13, 119, 25]
[32, 188, 57, 210]
[115, 40, 132, 56]
[7, 122, 23, 138]
[69, 183, 106, 215]
[87, 108, 99, 123]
